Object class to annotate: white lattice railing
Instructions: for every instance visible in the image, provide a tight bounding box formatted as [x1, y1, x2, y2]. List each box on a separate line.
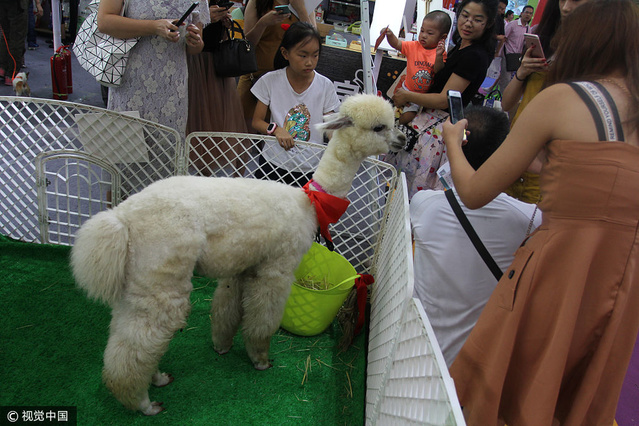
[1, 96, 181, 243]
[367, 174, 465, 426]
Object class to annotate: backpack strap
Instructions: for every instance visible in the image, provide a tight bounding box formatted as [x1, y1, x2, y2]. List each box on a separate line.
[567, 81, 625, 142]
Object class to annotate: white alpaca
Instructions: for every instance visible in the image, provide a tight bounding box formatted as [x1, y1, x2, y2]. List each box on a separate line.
[70, 94, 405, 415]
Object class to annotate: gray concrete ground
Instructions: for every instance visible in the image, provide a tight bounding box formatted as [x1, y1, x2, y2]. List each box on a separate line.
[0, 35, 105, 108]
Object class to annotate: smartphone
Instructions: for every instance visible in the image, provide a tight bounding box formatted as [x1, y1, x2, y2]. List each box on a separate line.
[173, 2, 199, 29]
[216, 0, 233, 8]
[447, 90, 464, 124]
[523, 33, 545, 59]
[275, 4, 291, 14]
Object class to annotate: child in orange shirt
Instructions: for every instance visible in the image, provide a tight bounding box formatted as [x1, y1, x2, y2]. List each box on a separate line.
[382, 11, 452, 124]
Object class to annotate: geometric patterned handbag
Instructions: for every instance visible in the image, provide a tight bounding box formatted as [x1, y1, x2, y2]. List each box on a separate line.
[73, 0, 139, 87]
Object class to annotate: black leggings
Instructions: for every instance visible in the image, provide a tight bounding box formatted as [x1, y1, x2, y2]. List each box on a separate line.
[254, 155, 312, 188]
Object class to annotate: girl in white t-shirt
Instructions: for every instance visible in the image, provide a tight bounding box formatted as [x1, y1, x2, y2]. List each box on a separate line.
[251, 22, 340, 186]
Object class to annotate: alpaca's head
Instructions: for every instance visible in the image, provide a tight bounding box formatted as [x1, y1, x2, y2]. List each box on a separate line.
[317, 94, 406, 159]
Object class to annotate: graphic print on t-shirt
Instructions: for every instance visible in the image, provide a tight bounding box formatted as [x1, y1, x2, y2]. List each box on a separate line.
[284, 104, 311, 142]
[411, 66, 434, 92]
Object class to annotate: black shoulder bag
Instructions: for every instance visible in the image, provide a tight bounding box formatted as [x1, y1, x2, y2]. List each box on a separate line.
[208, 20, 258, 78]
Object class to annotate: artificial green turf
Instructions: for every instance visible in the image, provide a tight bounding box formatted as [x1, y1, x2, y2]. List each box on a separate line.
[0, 235, 367, 425]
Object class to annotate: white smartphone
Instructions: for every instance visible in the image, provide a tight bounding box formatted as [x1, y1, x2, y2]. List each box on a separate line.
[447, 90, 464, 124]
[523, 33, 545, 59]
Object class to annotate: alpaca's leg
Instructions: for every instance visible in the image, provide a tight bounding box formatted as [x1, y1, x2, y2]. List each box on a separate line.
[152, 371, 174, 387]
[241, 264, 295, 370]
[211, 276, 243, 355]
[103, 292, 191, 415]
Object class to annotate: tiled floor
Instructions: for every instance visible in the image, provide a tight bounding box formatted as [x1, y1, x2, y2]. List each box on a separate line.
[0, 35, 104, 107]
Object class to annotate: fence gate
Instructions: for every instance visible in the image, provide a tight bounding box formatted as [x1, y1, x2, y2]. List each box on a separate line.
[35, 150, 121, 245]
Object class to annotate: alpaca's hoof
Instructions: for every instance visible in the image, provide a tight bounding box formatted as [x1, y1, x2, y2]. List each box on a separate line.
[214, 346, 231, 355]
[254, 361, 273, 371]
[152, 372, 174, 387]
[141, 401, 164, 416]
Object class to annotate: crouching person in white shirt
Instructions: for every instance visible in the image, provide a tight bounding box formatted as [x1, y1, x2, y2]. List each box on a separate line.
[410, 105, 542, 367]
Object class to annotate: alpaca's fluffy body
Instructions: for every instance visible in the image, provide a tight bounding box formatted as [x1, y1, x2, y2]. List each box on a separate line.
[71, 94, 405, 415]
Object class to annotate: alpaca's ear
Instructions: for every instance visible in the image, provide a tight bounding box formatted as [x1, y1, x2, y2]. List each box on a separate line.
[316, 113, 353, 132]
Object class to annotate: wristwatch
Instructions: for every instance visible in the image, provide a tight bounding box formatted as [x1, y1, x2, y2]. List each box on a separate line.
[266, 122, 277, 135]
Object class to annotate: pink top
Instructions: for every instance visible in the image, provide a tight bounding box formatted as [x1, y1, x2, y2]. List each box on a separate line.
[503, 18, 530, 55]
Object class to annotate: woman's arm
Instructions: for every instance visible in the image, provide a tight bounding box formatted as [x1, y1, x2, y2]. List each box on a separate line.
[290, 0, 316, 26]
[97, 0, 179, 41]
[443, 84, 580, 209]
[494, 35, 505, 58]
[244, 0, 289, 46]
[35, 0, 44, 17]
[433, 40, 446, 73]
[393, 73, 471, 110]
[252, 100, 271, 135]
[501, 46, 549, 111]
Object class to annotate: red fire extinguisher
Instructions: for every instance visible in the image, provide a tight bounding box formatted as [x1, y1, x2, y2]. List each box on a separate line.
[57, 45, 73, 94]
[51, 50, 68, 100]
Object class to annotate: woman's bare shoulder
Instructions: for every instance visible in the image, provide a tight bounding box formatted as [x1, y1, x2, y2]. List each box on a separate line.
[523, 82, 601, 142]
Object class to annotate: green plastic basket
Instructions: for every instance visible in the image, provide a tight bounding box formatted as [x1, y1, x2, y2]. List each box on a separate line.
[280, 243, 359, 336]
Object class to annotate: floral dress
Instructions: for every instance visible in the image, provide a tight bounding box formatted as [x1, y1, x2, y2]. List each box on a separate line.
[107, 0, 210, 135]
[382, 108, 449, 200]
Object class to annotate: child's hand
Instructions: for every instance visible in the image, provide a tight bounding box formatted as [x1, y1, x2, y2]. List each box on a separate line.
[380, 26, 392, 39]
[274, 128, 295, 151]
[436, 40, 446, 56]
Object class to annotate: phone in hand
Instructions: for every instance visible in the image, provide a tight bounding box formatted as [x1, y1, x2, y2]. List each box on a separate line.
[275, 4, 291, 14]
[172, 2, 199, 30]
[216, 0, 233, 8]
[523, 33, 545, 59]
[447, 90, 464, 124]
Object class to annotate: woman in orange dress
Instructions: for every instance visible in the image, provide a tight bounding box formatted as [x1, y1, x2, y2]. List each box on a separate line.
[442, 0, 639, 423]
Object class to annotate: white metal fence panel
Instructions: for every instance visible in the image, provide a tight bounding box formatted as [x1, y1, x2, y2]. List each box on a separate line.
[375, 298, 465, 425]
[0, 97, 181, 243]
[35, 150, 122, 245]
[367, 173, 414, 423]
[186, 132, 397, 272]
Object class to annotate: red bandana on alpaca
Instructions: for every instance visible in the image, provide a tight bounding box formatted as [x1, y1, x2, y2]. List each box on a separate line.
[302, 180, 350, 243]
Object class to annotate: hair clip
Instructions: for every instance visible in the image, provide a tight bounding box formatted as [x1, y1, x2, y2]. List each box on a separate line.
[281, 23, 291, 31]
